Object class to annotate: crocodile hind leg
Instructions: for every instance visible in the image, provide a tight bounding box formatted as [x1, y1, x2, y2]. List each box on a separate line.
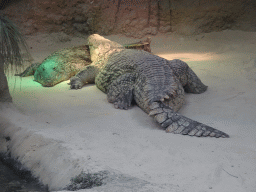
[149, 102, 229, 138]
[107, 73, 136, 110]
[15, 62, 41, 77]
[184, 66, 208, 94]
[168, 59, 208, 94]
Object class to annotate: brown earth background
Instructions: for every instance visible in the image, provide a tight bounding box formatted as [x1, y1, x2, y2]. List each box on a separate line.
[1, 0, 256, 38]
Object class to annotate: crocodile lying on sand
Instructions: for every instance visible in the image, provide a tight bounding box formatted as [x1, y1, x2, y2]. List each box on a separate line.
[69, 34, 229, 138]
[15, 37, 151, 87]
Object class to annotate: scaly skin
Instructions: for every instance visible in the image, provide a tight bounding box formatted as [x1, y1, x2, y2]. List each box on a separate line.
[70, 35, 229, 138]
[16, 34, 151, 87]
[16, 45, 91, 87]
[123, 37, 151, 53]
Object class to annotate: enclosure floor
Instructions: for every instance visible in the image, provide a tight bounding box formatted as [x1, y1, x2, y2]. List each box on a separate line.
[1, 31, 256, 192]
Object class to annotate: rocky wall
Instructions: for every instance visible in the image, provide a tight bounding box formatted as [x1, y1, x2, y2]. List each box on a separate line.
[2, 0, 256, 38]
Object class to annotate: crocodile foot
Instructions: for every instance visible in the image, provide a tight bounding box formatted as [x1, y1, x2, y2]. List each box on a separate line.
[69, 77, 83, 89]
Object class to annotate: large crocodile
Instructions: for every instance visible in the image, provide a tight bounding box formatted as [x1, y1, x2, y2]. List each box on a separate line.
[70, 34, 229, 138]
[15, 37, 151, 87]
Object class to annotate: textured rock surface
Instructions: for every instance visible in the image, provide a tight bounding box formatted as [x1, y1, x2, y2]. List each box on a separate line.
[2, 0, 256, 37]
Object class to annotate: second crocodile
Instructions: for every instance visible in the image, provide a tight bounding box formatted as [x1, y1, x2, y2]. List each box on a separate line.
[15, 36, 151, 87]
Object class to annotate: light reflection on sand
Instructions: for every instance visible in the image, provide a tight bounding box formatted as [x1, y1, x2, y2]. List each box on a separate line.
[157, 52, 219, 62]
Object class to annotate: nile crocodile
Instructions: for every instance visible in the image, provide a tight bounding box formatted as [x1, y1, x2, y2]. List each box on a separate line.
[70, 34, 229, 138]
[15, 37, 151, 87]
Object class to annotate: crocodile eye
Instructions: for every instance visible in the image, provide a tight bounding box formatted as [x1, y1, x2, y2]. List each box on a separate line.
[53, 67, 56, 71]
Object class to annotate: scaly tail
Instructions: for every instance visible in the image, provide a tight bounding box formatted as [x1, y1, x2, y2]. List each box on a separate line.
[149, 102, 229, 138]
[15, 62, 41, 77]
[123, 37, 152, 53]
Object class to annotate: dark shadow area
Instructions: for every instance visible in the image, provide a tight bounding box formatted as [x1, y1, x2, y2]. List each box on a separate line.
[0, 0, 22, 10]
[0, 152, 49, 192]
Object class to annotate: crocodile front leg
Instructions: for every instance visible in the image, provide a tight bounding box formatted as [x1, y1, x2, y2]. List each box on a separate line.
[69, 65, 98, 89]
[107, 73, 136, 110]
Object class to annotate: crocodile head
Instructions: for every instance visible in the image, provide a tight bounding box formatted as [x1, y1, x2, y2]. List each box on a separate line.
[34, 56, 69, 87]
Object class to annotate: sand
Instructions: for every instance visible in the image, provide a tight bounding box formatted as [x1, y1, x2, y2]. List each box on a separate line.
[0, 30, 256, 192]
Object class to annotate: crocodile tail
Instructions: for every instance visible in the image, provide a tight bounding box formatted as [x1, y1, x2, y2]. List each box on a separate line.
[149, 102, 229, 138]
[123, 37, 152, 53]
[14, 62, 41, 77]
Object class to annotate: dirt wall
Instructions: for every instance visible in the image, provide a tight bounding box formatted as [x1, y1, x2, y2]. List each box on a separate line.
[2, 0, 256, 37]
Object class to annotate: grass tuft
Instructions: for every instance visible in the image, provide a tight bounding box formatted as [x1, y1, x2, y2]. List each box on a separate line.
[0, 14, 30, 72]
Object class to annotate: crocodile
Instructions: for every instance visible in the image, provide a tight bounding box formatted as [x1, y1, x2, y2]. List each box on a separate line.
[15, 37, 151, 87]
[69, 34, 229, 138]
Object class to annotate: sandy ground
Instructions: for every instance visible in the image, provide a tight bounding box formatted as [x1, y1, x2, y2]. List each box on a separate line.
[0, 30, 256, 192]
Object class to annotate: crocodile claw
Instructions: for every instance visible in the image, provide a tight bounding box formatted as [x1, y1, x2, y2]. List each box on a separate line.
[69, 77, 83, 89]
